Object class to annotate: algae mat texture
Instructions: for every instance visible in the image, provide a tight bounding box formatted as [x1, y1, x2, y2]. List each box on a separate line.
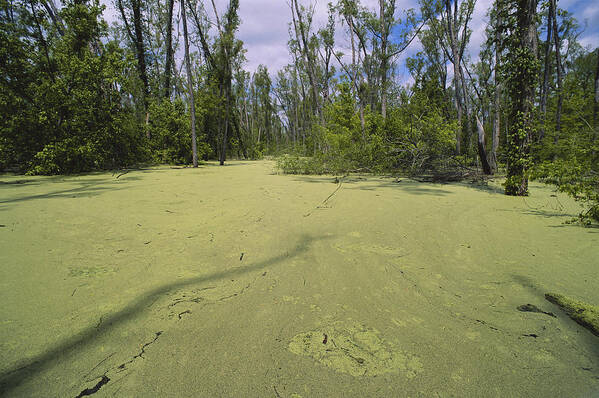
[0, 160, 598, 397]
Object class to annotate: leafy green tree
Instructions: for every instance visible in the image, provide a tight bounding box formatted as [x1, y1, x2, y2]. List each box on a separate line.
[1, 0, 148, 174]
[533, 49, 599, 221]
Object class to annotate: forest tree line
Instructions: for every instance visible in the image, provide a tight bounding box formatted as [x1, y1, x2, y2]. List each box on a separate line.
[0, 0, 598, 218]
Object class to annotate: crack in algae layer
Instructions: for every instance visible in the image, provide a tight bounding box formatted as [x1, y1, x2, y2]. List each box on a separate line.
[74, 331, 163, 397]
[289, 321, 423, 377]
[75, 375, 110, 397]
[116, 331, 163, 371]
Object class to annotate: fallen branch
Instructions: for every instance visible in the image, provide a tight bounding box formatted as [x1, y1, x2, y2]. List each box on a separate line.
[304, 177, 344, 217]
[545, 293, 599, 337]
[322, 179, 343, 205]
[115, 170, 130, 179]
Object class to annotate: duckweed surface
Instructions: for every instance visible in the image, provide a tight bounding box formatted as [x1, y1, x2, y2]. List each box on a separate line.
[289, 321, 423, 377]
[0, 161, 598, 397]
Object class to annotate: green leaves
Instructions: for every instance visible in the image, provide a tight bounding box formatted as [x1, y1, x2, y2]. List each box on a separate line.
[1, 0, 148, 174]
[533, 159, 599, 221]
[147, 98, 206, 164]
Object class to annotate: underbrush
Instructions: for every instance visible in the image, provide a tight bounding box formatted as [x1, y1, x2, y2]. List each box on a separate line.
[276, 153, 492, 184]
[276, 155, 328, 175]
[532, 160, 599, 223]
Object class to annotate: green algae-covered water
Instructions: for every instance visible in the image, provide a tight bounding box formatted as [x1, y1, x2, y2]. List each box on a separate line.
[1, 161, 598, 397]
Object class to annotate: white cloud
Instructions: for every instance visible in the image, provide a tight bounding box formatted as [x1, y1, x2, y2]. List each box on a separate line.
[467, 0, 493, 62]
[582, 4, 599, 20]
[579, 33, 599, 50]
[235, 0, 292, 72]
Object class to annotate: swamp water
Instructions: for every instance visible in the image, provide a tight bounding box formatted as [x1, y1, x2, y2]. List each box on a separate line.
[0, 160, 598, 397]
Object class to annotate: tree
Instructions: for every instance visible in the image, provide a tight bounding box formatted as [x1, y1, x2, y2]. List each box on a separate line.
[214, 0, 241, 165]
[181, 0, 197, 167]
[491, 7, 501, 172]
[163, 0, 175, 99]
[378, 0, 395, 119]
[594, 48, 599, 152]
[117, 0, 150, 129]
[595, 48, 599, 133]
[502, 0, 539, 195]
[291, 0, 320, 118]
[422, 0, 475, 155]
[538, 0, 553, 141]
[0, 0, 149, 173]
[550, 0, 563, 145]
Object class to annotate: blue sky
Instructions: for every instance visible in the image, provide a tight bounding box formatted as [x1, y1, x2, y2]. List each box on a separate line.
[101, 0, 599, 84]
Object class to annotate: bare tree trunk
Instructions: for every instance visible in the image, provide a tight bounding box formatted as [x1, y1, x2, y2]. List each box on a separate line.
[186, 0, 215, 68]
[595, 48, 599, 130]
[348, 14, 358, 96]
[592, 48, 599, 159]
[551, 0, 563, 145]
[446, 0, 463, 154]
[460, 66, 472, 153]
[538, 0, 553, 141]
[490, 11, 501, 172]
[210, 0, 223, 29]
[164, 0, 175, 99]
[476, 115, 493, 174]
[379, 0, 392, 119]
[295, 91, 300, 147]
[132, 0, 150, 133]
[181, 0, 197, 167]
[41, 0, 64, 36]
[346, 14, 365, 135]
[220, 90, 230, 165]
[291, 0, 320, 116]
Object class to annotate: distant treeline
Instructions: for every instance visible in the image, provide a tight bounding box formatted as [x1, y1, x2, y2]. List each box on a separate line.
[0, 0, 597, 218]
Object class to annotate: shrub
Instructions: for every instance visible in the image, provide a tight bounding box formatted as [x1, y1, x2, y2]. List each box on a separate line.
[532, 159, 599, 223]
[276, 155, 327, 175]
[148, 99, 208, 165]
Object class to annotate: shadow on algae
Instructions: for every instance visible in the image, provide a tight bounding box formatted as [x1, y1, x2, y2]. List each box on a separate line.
[0, 234, 331, 395]
[0, 178, 126, 206]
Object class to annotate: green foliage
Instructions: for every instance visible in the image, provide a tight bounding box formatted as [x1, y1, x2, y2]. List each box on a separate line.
[1, 0, 596, 191]
[384, 89, 456, 173]
[504, 114, 534, 195]
[247, 142, 265, 160]
[1, 0, 152, 174]
[278, 82, 366, 174]
[531, 47, 598, 222]
[277, 82, 456, 175]
[148, 99, 207, 164]
[276, 154, 327, 175]
[319, 82, 365, 172]
[0, 0, 223, 174]
[533, 160, 598, 222]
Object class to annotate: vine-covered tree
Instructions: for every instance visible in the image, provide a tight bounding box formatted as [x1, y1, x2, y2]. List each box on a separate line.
[500, 0, 539, 195]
